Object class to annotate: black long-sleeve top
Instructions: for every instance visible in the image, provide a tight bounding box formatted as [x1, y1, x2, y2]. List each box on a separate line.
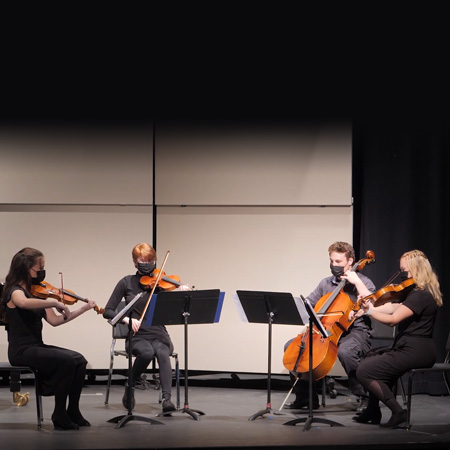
[103, 272, 173, 350]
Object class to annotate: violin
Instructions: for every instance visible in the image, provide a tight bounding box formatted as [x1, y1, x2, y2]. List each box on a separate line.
[31, 281, 104, 315]
[283, 250, 375, 381]
[358, 277, 415, 307]
[140, 269, 182, 292]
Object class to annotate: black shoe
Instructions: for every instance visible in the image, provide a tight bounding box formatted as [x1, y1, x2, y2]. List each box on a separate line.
[67, 411, 91, 427]
[356, 397, 369, 415]
[352, 407, 382, 424]
[52, 414, 80, 430]
[284, 398, 320, 410]
[162, 398, 176, 413]
[74, 418, 91, 427]
[379, 409, 407, 428]
[122, 383, 135, 410]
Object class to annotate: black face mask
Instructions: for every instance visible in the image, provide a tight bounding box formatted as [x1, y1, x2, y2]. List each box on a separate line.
[137, 262, 156, 274]
[31, 269, 46, 285]
[399, 270, 410, 282]
[330, 264, 345, 278]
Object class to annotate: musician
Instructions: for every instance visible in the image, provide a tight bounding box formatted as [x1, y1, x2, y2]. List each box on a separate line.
[355, 249, 442, 428]
[0, 247, 96, 430]
[103, 243, 190, 413]
[284, 241, 376, 411]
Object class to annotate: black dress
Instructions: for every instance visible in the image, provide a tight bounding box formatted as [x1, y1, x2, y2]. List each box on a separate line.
[4, 286, 87, 396]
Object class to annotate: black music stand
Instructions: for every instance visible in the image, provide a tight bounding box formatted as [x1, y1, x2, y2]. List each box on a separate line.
[146, 289, 224, 420]
[235, 290, 306, 421]
[283, 295, 344, 430]
[106, 292, 164, 428]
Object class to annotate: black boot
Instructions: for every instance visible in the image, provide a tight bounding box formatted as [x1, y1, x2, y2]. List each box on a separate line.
[379, 409, 407, 428]
[284, 393, 320, 410]
[122, 382, 135, 410]
[352, 406, 382, 424]
[51, 413, 80, 430]
[355, 396, 369, 415]
[162, 395, 176, 413]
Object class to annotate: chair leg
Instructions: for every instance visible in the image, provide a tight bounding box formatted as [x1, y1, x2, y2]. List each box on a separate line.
[397, 375, 407, 405]
[406, 371, 414, 429]
[174, 354, 180, 409]
[105, 339, 116, 405]
[33, 370, 43, 429]
[321, 377, 326, 406]
[442, 371, 450, 396]
[105, 365, 112, 405]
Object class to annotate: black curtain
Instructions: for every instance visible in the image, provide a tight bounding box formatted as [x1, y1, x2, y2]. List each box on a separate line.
[352, 116, 450, 394]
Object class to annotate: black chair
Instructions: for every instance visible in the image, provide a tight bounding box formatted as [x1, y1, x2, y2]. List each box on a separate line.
[104, 301, 180, 408]
[402, 331, 450, 429]
[0, 362, 43, 428]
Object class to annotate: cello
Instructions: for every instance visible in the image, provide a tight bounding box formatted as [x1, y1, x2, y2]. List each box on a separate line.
[283, 250, 375, 381]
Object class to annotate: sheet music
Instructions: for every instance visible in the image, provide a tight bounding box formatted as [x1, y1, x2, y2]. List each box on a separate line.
[108, 291, 144, 326]
[293, 296, 310, 325]
[232, 293, 248, 322]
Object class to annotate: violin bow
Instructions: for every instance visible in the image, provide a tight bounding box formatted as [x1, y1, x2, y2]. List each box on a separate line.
[382, 270, 400, 287]
[59, 271, 67, 320]
[138, 250, 170, 323]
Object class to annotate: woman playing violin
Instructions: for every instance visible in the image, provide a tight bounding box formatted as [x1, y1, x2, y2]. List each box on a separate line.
[102, 243, 191, 414]
[0, 247, 97, 430]
[284, 241, 376, 412]
[355, 250, 443, 428]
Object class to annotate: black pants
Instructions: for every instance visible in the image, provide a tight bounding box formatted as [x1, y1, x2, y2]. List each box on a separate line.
[127, 337, 173, 399]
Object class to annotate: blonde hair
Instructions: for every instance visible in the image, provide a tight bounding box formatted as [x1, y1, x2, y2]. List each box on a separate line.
[132, 243, 156, 263]
[402, 250, 443, 306]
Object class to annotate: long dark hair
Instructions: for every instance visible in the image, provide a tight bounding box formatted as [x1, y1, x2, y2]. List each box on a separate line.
[0, 247, 44, 323]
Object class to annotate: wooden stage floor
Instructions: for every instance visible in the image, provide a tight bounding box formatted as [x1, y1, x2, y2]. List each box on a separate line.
[1, 374, 449, 450]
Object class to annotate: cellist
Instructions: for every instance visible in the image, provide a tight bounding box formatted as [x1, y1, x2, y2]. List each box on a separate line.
[283, 241, 376, 412]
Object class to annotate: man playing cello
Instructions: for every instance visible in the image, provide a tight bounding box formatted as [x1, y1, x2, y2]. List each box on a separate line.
[284, 241, 376, 413]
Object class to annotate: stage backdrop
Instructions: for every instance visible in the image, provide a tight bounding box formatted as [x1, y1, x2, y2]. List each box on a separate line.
[0, 119, 352, 376]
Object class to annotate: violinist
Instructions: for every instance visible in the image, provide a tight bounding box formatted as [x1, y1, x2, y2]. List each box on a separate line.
[102, 243, 191, 413]
[355, 250, 443, 428]
[284, 241, 376, 412]
[0, 247, 97, 430]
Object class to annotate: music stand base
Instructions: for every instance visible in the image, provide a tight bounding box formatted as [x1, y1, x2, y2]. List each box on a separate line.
[283, 416, 344, 431]
[108, 413, 164, 428]
[249, 407, 285, 421]
[157, 407, 205, 420]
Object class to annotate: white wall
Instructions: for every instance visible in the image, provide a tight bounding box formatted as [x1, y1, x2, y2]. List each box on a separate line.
[0, 120, 351, 376]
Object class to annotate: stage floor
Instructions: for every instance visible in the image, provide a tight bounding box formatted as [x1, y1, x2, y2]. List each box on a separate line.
[1, 374, 449, 450]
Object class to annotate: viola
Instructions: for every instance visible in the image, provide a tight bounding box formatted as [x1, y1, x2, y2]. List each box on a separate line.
[140, 269, 182, 292]
[359, 277, 415, 307]
[283, 250, 375, 381]
[31, 281, 104, 315]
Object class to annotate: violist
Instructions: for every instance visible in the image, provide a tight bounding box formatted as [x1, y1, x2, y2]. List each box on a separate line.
[0, 247, 97, 430]
[102, 243, 191, 414]
[355, 250, 443, 428]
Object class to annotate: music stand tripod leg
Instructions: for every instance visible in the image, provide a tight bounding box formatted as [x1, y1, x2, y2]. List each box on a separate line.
[249, 311, 283, 420]
[283, 309, 343, 430]
[107, 299, 164, 428]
